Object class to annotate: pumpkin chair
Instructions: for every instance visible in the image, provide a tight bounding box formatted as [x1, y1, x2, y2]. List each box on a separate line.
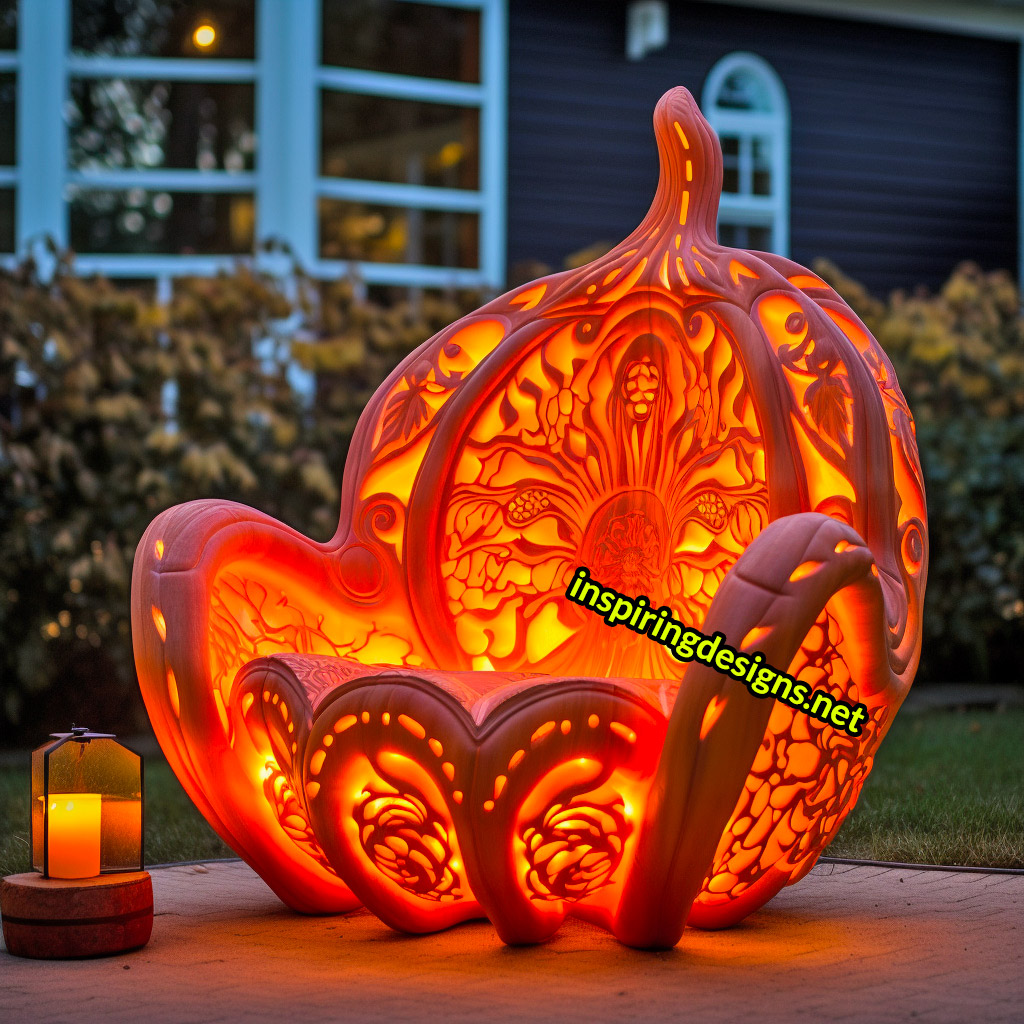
[131, 87, 927, 950]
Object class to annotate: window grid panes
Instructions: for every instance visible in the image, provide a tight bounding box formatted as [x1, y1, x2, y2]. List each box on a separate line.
[6, 0, 503, 286]
[719, 134, 772, 199]
[317, 0, 488, 276]
[66, 0, 258, 262]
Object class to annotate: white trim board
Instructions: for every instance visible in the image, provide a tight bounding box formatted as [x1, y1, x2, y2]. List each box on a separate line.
[690, 0, 1024, 41]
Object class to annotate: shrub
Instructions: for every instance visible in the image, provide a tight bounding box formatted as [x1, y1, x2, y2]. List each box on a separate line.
[0, 256, 1018, 744]
[0, 256, 475, 743]
[815, 260, 1024, 684]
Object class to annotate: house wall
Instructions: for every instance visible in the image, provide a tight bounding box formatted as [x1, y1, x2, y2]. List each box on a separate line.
[506, 0, 1019, 294]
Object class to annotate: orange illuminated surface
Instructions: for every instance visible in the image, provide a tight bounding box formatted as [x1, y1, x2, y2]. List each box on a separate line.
[45, 793, 102, 879]
[131, 87, 927, 948]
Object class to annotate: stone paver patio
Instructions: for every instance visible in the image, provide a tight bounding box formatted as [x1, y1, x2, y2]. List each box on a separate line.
[3, 860, 1021, 1023]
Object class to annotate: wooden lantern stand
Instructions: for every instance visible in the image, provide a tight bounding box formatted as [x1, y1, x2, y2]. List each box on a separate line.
[1, 871, 153, 959]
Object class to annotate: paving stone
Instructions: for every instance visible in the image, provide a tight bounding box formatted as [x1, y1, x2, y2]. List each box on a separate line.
[2, 860, 1021, 1023]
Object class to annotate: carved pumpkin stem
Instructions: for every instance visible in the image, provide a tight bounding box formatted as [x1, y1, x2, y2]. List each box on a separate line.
[562, 87, 728, 304]
[644, 86, 722, 247]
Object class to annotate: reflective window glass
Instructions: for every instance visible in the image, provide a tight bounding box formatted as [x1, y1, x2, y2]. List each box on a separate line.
[0, 188, 13, 250]
[68, 79, 256, 173]
[321, 91, 478, 189]
[719, 222, 771, 251]
[0, 0, 15, 51]
[69, 188, 254, 254]
[721, 135, 739, 194]
[716, 68, 772, 112]
[0, 73, 14, 165]
[72, 0, 255, 59]
[752, 136, 771, 196]
[318, 199, 477, 267]
[322, 0, 480, 82]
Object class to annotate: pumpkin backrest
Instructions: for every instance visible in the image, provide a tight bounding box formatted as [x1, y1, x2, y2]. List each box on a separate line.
[336, 86, 926, 696]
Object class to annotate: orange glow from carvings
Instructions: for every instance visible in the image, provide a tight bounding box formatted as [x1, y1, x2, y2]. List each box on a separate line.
[132, 85, 926, 947]
[151, 606, 166, 642]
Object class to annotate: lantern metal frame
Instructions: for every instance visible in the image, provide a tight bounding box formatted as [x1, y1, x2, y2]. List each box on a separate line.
[32, 727, 145, 879]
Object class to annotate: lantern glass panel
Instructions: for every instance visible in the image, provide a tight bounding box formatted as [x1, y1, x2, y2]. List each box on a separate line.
[30, 744, 46, 872]
[31, 735, 143, 876]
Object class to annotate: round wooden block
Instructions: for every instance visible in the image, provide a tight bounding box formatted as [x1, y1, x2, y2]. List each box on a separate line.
[1, 871, 153, 959]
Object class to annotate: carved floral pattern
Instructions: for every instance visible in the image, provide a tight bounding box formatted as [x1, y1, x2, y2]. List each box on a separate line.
[522, 798, 630, 902]
[354, 789, 462, 902]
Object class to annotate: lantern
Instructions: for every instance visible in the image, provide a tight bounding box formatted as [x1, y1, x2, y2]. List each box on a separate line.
[131, 86, 927, 948]
[31, 727, 144, 878]
[0, 727, 152, 958]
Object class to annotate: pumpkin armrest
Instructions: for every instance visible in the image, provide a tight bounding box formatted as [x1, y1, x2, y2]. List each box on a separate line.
[617, 512, 886, 946]
[132, 498, 362, 913]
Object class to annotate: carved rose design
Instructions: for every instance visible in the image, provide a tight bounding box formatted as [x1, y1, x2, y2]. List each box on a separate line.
[522, 799, 630, 902]
[354, 789, 461, 902]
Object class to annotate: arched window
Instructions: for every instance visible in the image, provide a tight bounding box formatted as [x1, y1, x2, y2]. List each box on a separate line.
[702, 53, 789, 256]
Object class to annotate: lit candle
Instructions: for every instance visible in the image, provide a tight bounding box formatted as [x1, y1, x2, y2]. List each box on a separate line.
[46, 793, 102, 879]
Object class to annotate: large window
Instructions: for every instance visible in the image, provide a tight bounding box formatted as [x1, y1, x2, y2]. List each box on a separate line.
[7, 0, 507, 289]
[702, 52, 789, 256]
[67, 0, 258, 264]
[317, 0, 500, 285]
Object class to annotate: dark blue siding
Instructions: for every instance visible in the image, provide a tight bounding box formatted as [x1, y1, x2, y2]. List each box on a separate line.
[506, 0, 1019, 295]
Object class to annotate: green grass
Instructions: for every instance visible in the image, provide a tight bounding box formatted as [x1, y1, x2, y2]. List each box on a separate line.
[0, 758, 231, 877]
[1, 709, 1021, 877]
[825, 708, 1023, 867]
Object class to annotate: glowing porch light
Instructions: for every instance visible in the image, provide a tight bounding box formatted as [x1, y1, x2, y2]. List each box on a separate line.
[192, 23, 216, 49]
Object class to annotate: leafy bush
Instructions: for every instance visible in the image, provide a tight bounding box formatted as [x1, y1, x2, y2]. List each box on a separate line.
[0, 256, 473, 743]
[0, 256, 1019, 745]
[816, 260, 1024, 685]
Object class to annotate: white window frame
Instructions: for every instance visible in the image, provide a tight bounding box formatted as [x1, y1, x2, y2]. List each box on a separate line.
[9, 0, 507, 291]
[0, 22, 16, 231]
[702, 51, 789, 257]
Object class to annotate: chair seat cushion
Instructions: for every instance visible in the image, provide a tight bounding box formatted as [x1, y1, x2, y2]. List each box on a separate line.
[239, 652, 681, 723]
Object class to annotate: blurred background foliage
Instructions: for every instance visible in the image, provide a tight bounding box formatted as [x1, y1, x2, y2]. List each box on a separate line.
[0, 254, 472, 743]
[814, 259, 1023, 684]
[0, 256, 1020, 745]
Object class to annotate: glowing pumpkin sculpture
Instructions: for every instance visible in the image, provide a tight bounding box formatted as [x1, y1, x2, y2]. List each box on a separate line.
[132, 88, 927, 948]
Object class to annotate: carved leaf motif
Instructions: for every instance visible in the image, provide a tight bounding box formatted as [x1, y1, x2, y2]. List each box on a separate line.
[379, 383, 431, 448]
[804, 371, 851, 442]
